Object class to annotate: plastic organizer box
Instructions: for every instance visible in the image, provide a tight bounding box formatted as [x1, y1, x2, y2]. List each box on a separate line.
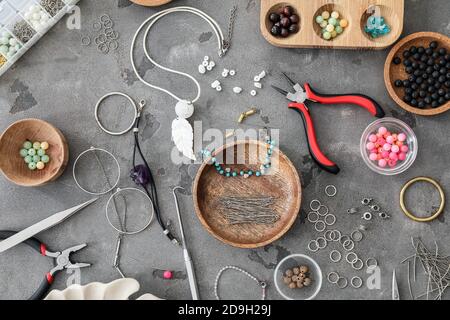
[0, 0, 80, 77]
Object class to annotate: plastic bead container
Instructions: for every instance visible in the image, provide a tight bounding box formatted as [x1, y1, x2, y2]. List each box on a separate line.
[0, 0, 80, 77]
[360, 117, 418, 176]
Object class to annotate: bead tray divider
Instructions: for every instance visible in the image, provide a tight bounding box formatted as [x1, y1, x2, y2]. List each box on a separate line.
[0, 0, 80, 77]
[260, 0, 404, 50]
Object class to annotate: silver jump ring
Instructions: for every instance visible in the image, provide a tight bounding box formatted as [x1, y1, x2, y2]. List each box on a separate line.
[325, 185, 337, 197]
[93, 21, 102, 31]
[314, 220, 326, 232]
[310, 199, 321, 211]
[331, 230, 341, 241]
[351, 276, 363, 289]
[324, 214, 336, 226]
[352, 258, 364, 270]
[316, 237, 327, 249]
[337, 277, 348, 289]
[317, 205, 329, 217]
[98, 42, 110, 54]
[308, 240, 319, 252]
[339, 235, 351, 246]
[343, 239, 355, 251]
[307, 211, 319, 223]
[107, 40, 119, 51]
[100, 14, 112, 22]
[103, 19, 114, 29]
[106, 187, 154, 235]
[73, 147, 121, 196]
[324, 230, 334, 241]
[327, 272, 339, 284]
[95, 33, 107, 44]
[95, 92, 138, 136]
[345, 252, 358, 264]
[366, 258, 378, 268]
[351, 230, 363, 242]
[330, 250, 342, 263]
[81, 35, 91, 46]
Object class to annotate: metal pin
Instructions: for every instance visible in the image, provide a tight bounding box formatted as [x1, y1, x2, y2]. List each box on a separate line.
[238, 113, 246, 123]
[244, 107, 257, 117]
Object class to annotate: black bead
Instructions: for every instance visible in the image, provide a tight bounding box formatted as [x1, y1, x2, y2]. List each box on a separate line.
[413, 70, 422, 77]
[439, 59, 446, 66]
[440, 68, 446, 75]
[429, 41, 438, 49]
[420, 55, 428, 63]
[431, 93, 439, 100]
[410, 99, 418, 107]
[419, 63, 426, 70]
[420, 83, 428, 90]
[394, 80, 403, 87]
[403, 59, 412, 67]
[428, 86, 436, 93]
[446, 81, 450, 88]
[416, 77, 424, 84]
[403, 80, 411, 87]
[445, 92, 450, 100]
[431, 101, 439, 108]
[269, 13, 280, 22]
[447, 73, 450, 79]
[405, 88, 413, 95]
[427, 77, 435, 85]
[422, 73, 429, 80]
[425, 48, 433, 56]
[280, 28, 289, 37]
[427, 59, 435, 66]
[438, 75, 446, 83]
[418, 101, 425, 108]
[405, 66, 414, 74]
[432, 71, 440, 78]
[404, 95, 412, 102]
[438, 48, 447, 56]
[412, 91, 419, 99]
[410, 46, 417, 54]
[270, 25, 281, 36]
[393, 57, 402, 65]
[438, 88, 446, 96]
[411, 83, 419, 90]
[403, 51, 411, 58]
[417, 47, 425, 54]
[424, 96, 432, 104]
[413, 53, 421, 60]
[446, 62, 450, 69]
[289, 23, 299, 33]
[426, 66, 434, 74]
[434, 64, 441, 71]
[409, 75, 416, 82]
[419, 90, 427, 98]
[445, 54, 450, 62]
[438, 97, 446, 105]
[411, 62, 419, 69]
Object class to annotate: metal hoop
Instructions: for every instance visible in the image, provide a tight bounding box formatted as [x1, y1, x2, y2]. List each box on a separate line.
[351, 230, 364, 242]
[327, 272, 339, 284]
[343, 239, 355, 251]
[366, 258, 378, 268]
[317, 205, 329, 216]
[73, 147, 121, 195]
[307, 211, 319, 223]
[324, 214, 336, 226]
[325, 185, 337, 197]
[95, 92, 138, 136]
[330, 250, 342, 263]
[105, 187, 154, 235]
[337, 277, 348, 289]
[351, 258, 364, 270]
[310, 199, 321, 211]
[308, 240, 319, 252]
[314, 220, 326, 232]
[351, 276, 363, 289]
[316, 237, 327, 249]
[345, 252, 358, 264]
[81, 35, 91, 46]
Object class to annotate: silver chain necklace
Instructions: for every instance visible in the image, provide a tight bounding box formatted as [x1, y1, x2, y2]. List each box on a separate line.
[214, 265, 267, 300]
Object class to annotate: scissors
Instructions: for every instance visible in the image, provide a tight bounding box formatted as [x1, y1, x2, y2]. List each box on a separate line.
[272, 73, 385, 174]
[392, 269, 400, 300]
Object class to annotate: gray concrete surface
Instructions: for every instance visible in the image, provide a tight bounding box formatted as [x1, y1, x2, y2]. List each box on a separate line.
[0, 0, 449, 300]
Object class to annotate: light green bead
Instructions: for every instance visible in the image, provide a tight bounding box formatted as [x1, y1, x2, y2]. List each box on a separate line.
[323, 31, 332, 40]
[19, 149, 28, 157]
[334, 19, 341, 27]
[32, 155, 41, 163]
[24, 155, 32, 164]
[28, 162, 37, 170]
[315, 15, 324, 24]
[23, 141, 32, 149]
[328, 17, 337, 26]
[0, 45, 8, 56]
[320, 21, 328, 28]
[37, 148, 46, 156]
[33, 142, 41, 150]
[28, 148, 36, 156]
[41, 155, 50, 163]
[335, 25, 343, 34]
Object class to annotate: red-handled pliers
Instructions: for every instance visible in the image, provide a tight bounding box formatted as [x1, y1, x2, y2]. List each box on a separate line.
[0, 231, 90, 300]
[272, 73, 385, 174]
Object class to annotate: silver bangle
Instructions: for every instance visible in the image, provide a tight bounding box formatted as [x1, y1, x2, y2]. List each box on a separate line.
[316, 237, 327, 249]
[351, 276, 363, 289]
[73, 147, 121, 196]
[324, 230, 334, 241]
[310, 199, 321, 211]
[105, 187, 154, 235]
[325, 185, 337, 197]
[331, 230, 341, 241]
[330, 250, 342, 263]
[95, 92, 140, 136]
[343, 239, 355, 251]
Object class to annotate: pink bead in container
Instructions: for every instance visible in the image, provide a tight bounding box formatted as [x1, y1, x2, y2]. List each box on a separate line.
[360, 118, 418, 175]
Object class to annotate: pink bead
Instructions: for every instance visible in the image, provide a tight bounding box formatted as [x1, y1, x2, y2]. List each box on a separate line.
[388, 159, 397, 167]
[370, 148, 378, 154]
[378, 127, 387, 135]
[163, 270, 173, 279]
[378, 147, 384, 154]
[378, 159, 387, 168]
[396, 141, 403, 146]
[368, 134, 377, 143]
[391, 145, 400, 153]
[400, 145, 409, 153]
[369, 153, 378, 161]
[397, 133, 407, 142]
[398, 152, 407, 161]
[381, 151, 390, 158]
[383, 143, 392, 151]
[366, 142, 375, 150]
[377, 154, 383, 160]
[389, 152, 398, 161]
[376, 133, 383, 138]
[383, 132, 391, 139]
[377, 138, 386, 145]
[386, 136, 394, 144]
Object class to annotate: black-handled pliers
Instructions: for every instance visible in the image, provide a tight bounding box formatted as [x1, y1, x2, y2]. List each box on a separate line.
[0, 231, 90, 300]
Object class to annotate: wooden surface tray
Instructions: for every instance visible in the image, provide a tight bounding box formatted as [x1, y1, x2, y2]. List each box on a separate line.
[260, 0, 404, 50]
[193, 140, 302, 249]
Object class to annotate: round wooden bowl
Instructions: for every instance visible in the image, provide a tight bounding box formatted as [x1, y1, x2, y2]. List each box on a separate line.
[129, 0, 172, 6]
[384, 32, 450, 116]
[193, 140, 302, 248]
[0, 119, 69, 187]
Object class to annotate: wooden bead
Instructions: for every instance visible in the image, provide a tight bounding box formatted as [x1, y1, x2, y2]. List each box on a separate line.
[292, 275, 299, 282]
[288, 282, 297, 289]
[283, 276, 292, 284]
[300, 265, 309, 274]
[298, 273, 306, 280]
[303, 278, 312, 287]
[296, 281, 304, 289]
[293, 267, 300, 275]
[285, 269, 294, 277]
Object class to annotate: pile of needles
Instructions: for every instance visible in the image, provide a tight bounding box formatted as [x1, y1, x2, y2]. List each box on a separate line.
[401, 237, 450, 300]
[219, 196, 280, 225]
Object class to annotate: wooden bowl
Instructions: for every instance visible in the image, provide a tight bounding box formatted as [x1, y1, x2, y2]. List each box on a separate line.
[193, 140, 302, 248]
[384, 32, 450, 116]
[0, 119, 69, 187]
[129, 0, 172, 6]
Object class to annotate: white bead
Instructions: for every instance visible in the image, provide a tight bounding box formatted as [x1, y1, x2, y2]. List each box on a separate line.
[1, 31, 11, 39]
[208, 61, 215, 68]
[250, 90, 257, 96]
[233, 87, 242, 94]
[8, 47, 16, 54]
[216, 85, 222, 92]
[259, 70, 266, 79]
[33, 13, 41, 21]
[0, 45, 8, 55]
[0, 37, 8, 45]
[9, 38, 17, 46]
[229, 70, 236, 76]
[15, 44, 21, 51]
[254, 76, 261, 82]
[175, 100, 195, 119]
[203, 55, 209, 61]
[254, 82, 262, 89]
[32, 5, 41, 13]
[221, 70, 229, 78]
[198, 64, 206, 74]
[211, 80, 220, 88]
[202, 60, 208, 67]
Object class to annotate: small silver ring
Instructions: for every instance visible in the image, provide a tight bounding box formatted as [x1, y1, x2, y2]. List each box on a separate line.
[330, 250, 342, 263]
[93, 21, 102, 31]
[100, 14, 112, 22]
[366, 258, 378, 268]
[314, 220, 326, 232]
[308, 240, 319, 252]
[107, 40, 119, 51]
[324, 230, 334, 241]
[317, 205, 329, 217]
[103, 19, 114, 29]
[339, 235, 351, 245]
[95, 92, 138, 136]
[351, 230, 363, 242]
[331, 230, 341, 241]
[316, 237, 327, 249]
[81, 35, 91, 46]
[307, 211, 319, 223]
[95, 33, 107, 44]
[351, 276, 363, 289]
[310, 199, 321, 211]
[343, 239, 355, 251]
[324, 214, 336, 226]
[327, 272, 339, 284]
[325, 185, 337, 197]
[351, 258, 364, 270]
[337, 277, 348, 289]
[345, 252, 358, 264]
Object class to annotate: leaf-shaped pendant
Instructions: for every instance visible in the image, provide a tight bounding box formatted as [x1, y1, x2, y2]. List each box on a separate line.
[172, 118, 196, 160]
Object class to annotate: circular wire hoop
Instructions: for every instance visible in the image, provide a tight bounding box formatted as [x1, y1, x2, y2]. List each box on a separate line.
[73, 147, 121, 195]
[106, 187, 154, 235]
[95, 92, 137, 136]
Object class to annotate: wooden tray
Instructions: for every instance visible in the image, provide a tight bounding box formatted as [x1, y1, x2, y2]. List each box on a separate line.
[384, 32, 450, 116]
[129, 0, 172, 6]
[260, 0, 404, 50]
[193, 140, 302, 249]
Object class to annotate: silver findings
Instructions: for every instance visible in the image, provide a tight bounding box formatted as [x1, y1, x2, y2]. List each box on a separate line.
[343, 239, 355, 251]
[325, 185, 337, 197]
[317, 205, 329, 216]
[324, 213, 336, 226]
[95, 92, 140, 136]
[316, 237, 327, 249]
[345, 252, 358, 264]
[351, 258, 364, 270]
[105, 187, 154, 235]
[366, 258, 378, 268]
[379, 212, 390, 219]
[362, 198, 372, 205]
[351, 276, 363, 289]
[93, 21, 102, 31]
[72, 147, 121, 196]
[314, 220, 326, 232]
[330, 250, 342, 263]
[327, 272, 339, 284]
[331, 230, 341, 242]
[351, 230, 364, 242]
[307, 211, 319, 223]
[337, 276, 348, 289]
[324, 230, 334, 241]
[362, 212, 372, 221]
[310, 199, 321, 211]
[370, 204, 380, 212]
[308, 240, 319, 252]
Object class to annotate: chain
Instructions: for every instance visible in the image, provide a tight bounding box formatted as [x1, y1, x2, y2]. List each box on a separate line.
[214, 265, 266, 300]
[222, 5, 238, 52]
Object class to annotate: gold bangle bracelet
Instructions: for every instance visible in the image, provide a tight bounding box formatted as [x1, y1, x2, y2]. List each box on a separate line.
[400, 177, 445, 222]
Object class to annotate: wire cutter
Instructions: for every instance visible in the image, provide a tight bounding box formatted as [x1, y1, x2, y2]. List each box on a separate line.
[272, 73, 385, 174]
[0, 231, 90, 300]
